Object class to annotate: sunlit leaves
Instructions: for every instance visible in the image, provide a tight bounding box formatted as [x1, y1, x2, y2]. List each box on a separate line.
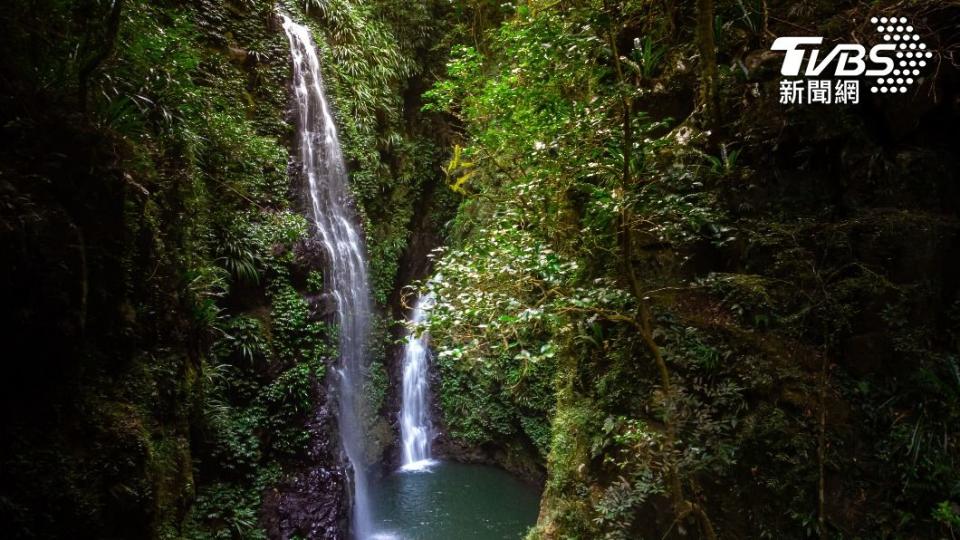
[443, 144, 476, 194]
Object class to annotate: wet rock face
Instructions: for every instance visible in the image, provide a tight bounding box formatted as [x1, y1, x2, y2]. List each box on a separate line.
[262, 400, 348, 540]
[308, 293, 338, 320]
[295, 237, 331, 273]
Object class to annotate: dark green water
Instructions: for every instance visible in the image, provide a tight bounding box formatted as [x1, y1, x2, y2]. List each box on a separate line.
[368, 461, 541, 540]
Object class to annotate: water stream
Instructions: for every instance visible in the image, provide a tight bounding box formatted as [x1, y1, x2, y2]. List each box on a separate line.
[282, 16, 374, 539]
[399, 294, 436, 472]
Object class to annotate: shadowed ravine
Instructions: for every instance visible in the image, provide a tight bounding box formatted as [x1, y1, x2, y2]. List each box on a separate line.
[281, 17, 538, 539]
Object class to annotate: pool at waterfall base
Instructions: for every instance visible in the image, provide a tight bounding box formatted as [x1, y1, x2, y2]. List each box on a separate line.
[369, 461, 541, 540]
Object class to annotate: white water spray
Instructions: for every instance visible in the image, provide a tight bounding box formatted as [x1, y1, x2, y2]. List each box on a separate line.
[399, 294, 436, 472]
[282, 15, 374, 538]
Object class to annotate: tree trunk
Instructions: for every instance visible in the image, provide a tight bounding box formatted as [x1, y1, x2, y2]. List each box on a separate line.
[696, 0, 719, 129]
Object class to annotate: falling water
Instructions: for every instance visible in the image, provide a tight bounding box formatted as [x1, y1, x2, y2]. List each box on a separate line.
[399, 294, 436, 472]
[282, 16, 374, 539]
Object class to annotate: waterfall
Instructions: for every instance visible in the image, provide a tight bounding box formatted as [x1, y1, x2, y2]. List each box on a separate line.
[399, 294, 436, 472]
[282, 16, 374, 539]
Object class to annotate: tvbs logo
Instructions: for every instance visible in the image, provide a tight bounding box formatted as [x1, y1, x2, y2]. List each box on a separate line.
[771, 16, 934, 104]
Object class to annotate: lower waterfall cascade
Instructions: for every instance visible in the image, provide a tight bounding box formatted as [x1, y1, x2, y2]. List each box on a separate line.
[399, 293, 436, 472]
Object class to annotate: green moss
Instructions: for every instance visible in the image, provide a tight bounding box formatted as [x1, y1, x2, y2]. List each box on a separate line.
[543, 398, 595, 497]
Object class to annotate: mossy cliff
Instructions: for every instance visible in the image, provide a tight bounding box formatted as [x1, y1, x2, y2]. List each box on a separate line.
[0, 1, 450, 538]
[422, 1, 960, 538]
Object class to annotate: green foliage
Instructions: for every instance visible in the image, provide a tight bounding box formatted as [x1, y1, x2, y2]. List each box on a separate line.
[629, 36, 666, 80]
[1, 0, 404, 538]
[263, 363, 316, 417]
[215, 219, 262, 286]
[421, 2, 959, 538]
[207, 401, 266, 473]
[592, 474, 660, 539]
[218, 316, 267, 365]
[364, 353, 390, 425]
[176, 1, 452, 532]
[269, 284, 333, 365]
[185, 265, 230, 337]
[261, 359, 324, 457]
[424, 0, 659, 476]
[933, 501, 960, 530]
[193, 282, 332, 535]
[186, 483, 262, 540]
[702, 143, 741, 177]
[60, 1, 322, 537]
[182, 463, 281, 540]
[306, 270, 324, 294]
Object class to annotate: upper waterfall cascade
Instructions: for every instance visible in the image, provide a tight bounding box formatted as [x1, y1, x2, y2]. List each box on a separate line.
[281, 15, 374, 539]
